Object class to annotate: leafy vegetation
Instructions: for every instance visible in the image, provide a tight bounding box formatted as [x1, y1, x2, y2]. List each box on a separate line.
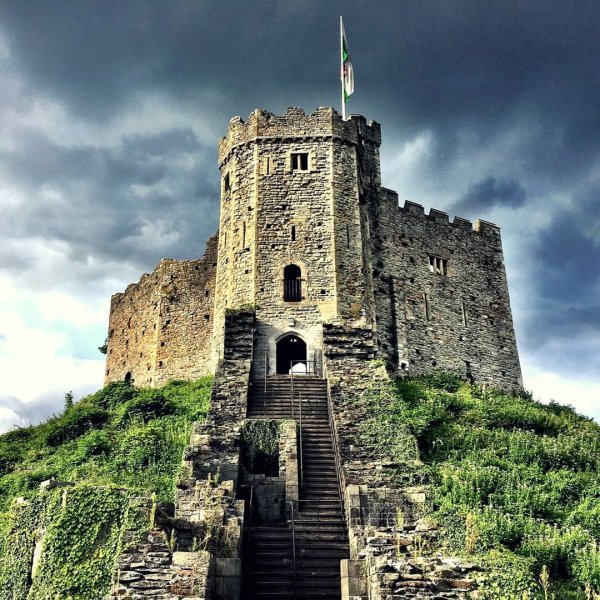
[0, 377, 211, 599]
[0, 377, 212, 514]
[359, 372, 600, 598]
[240, 419, 282, 476]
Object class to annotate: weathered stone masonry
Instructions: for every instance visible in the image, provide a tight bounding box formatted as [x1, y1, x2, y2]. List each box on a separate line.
[105, 234, 217, 386]
[106, 107, 521, 389]
[99, 107, 530, 598]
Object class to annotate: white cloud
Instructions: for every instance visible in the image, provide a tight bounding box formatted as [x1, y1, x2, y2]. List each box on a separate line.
[522, 362, 600, 422]
[0, 274, 106, 433]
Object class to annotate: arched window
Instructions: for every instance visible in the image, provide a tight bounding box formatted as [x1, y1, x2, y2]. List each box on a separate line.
[124, 371, 132, 383]
[283, 264, 302, 302]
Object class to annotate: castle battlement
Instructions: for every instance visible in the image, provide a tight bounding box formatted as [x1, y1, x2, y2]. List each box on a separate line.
[218, 106, 381, 166]
[106, 108, 521, 390]
[378, 191, 501, 237]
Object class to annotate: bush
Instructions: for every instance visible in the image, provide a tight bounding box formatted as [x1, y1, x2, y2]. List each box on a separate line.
[112, 390, 176, 426]
[87, 381, 137, 409]
[45, 406, 109, 447]
[115, 425, 165, 470]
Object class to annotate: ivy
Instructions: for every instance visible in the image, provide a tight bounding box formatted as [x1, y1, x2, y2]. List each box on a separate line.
[0, 484, 150, 600]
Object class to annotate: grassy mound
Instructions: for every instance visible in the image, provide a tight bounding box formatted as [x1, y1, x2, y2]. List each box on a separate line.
[0, 377, 211, 599]
[359, 372, 600, 598]
[0, 377, 212, 514]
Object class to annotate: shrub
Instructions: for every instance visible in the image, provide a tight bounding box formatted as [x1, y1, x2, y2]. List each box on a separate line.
[112, 390, 176, 426]
[573, 541, 600, 592]
[115, 425, 165, 470]
[88, 381, 137, 409]
[45, 405, 109, 446]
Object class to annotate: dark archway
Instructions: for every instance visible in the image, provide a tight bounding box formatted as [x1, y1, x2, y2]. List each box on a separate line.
[124, 371, 132, 383]
[276, 334, 307, 374]
[283, 264, 302, 302]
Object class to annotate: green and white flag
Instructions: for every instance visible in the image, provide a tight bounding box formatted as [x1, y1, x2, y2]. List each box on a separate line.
[340, 17, 354, 119]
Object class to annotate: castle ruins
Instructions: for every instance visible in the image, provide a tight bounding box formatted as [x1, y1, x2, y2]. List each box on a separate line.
[105, 106, 522, 390]
[103, 107, 523, 599]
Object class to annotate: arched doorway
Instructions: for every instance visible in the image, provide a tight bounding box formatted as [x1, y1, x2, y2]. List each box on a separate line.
[276, 334, 307, 374]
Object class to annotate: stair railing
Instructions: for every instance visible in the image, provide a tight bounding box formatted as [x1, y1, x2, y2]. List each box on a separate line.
[286, 500, 297, 599]
[299, 391, 303, 488]
[241, 485, 255, 594]
[326, 381, 347, 518]
[263, 351, 268, 409]
[290, 362, 310, 488]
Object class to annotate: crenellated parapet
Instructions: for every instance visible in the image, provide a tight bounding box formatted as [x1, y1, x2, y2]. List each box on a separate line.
[218, 106, 381, 167]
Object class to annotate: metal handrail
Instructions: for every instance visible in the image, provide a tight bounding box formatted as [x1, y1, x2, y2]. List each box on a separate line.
[286, 500, 297, 599]
[241, 485, 255, 591]
[263, 351, 268, 409]
[326, 382, 347, 518]
[298, 392, 303, 487]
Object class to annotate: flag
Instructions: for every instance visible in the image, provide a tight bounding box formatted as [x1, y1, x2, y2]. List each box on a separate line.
[341, 18, 354, 103]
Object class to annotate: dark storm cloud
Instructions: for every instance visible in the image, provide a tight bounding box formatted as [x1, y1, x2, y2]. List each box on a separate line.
[519, 200, 600, 375]
[454, 177, 527, 214]
[0, 0, 599, 418]
[0, 126, 219, 271]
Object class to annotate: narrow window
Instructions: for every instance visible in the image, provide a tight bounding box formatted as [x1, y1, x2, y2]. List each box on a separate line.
[283, 264, 302, 302]
[224, 173, 230, 192]
[465, 361, 474, 383]
[461, 301, 468, 327]
[291, 152, 309, 171]
[242, 222, 246, 248]
[265, 156, 272, 175]
[291, 225, 296, 241]
[423, 293, 431, 320]
[428, 255, 448, 276]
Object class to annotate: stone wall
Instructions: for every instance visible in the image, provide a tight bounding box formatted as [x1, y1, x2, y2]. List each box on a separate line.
[105, 106, 522, 390]
[367, 192, 522, 389]
[323, 325, 480, 599]
[105, 234, 217, 386]
[212, 107, 381, 377]
[110, 310, 256, 600]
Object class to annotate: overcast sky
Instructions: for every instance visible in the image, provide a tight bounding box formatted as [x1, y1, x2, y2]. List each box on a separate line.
[0, 0, 599, 431]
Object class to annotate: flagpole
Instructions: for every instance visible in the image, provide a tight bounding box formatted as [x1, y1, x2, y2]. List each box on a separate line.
[340, 15, 345, 121]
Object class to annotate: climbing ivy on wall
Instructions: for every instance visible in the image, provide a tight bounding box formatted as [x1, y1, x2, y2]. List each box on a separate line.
[0, 484, 150, 600]
[240, 419, 281, 476]
[0, 494, 57, 599]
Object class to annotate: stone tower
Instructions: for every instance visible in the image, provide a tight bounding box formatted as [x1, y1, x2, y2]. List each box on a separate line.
[105, 106, 522, 389]
[212, 107, 380, 377]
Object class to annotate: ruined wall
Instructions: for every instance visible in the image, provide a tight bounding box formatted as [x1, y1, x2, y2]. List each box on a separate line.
[323, 326, 479, 599]
[368, 192, 522, 389]
[105, 235, 218, 386]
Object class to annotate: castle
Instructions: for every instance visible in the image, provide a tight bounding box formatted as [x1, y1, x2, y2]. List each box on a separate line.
[105, 106, 522, 390]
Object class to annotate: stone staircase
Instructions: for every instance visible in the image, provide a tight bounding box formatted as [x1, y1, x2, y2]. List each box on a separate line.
[243, 376, 349, 599]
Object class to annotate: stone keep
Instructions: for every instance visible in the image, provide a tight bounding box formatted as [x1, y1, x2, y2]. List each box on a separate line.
[105, 107, 522, 389]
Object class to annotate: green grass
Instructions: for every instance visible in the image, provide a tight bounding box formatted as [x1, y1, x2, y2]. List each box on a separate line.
[0, 377, 212, 514]
[359, 371, 600, 598]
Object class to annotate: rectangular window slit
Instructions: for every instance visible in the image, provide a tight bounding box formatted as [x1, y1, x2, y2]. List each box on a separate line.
[461, 301, 468, 327]
[291, 152, 309, 171]
[423, 293, 431, 320]
[291, 225, 296, 241]
[224, 173, 230, 192]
